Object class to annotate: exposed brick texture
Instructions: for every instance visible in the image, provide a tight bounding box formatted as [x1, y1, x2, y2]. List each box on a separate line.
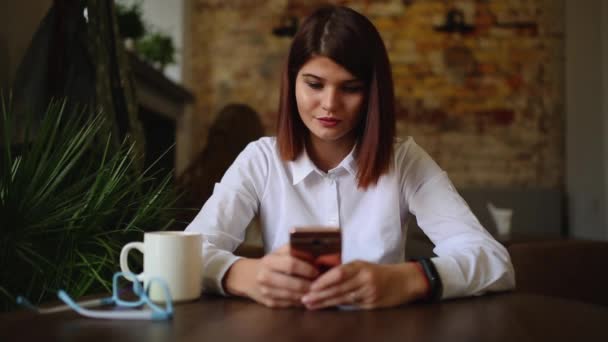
[185, 0, 564, 188]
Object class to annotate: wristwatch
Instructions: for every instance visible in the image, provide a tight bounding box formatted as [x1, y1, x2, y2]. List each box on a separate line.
[417, 258, 443, 302]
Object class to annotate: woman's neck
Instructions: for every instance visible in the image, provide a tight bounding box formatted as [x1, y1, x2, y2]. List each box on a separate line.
[306, 135, 356, 173]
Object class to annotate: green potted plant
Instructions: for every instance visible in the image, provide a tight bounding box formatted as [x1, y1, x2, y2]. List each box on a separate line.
[116, 1, 145, 39]
[0, 97, 181, 311]
[135, 31, 176, 71]
[116, 1, 146, 49]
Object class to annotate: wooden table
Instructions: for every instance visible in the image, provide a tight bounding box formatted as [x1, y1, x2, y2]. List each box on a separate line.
[1, 293, 607, 341]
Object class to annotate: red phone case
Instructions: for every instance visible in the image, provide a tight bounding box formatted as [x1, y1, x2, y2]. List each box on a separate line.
[290, 227, 341, 274]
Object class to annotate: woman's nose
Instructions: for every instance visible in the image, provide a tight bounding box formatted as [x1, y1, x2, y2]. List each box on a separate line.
[321, 88, 339, 112]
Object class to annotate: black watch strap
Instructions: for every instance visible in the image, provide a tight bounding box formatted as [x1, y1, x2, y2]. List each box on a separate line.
[417, 258, 443, 302]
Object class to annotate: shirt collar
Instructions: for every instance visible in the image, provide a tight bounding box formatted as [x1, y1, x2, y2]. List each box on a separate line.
[290, 144, 358, 185]
[339, 147, 358, 176]
[290, 148, 317, 185]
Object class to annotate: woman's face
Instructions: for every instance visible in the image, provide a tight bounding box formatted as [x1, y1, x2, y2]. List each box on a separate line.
[295, 56, 366, 148]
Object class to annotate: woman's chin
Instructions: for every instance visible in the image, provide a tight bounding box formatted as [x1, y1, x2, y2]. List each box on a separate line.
[309, 131, 354, 145]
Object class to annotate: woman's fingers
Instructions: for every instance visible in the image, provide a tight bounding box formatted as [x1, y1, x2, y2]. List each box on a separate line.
[302, 277, 360, 308]
[257, 265, 313, 293]
[250, 247, 319, 308]
[259, 285, 306, 302]
[250, 255, 423, 310]
[263, 252, 319, 279]
[310, 261, 360, 291]
[260, 297, 302, 309]
[304, 289, 363, 310]
[301, 262, 364, 309]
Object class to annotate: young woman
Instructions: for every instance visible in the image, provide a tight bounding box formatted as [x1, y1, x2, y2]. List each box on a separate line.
[185, 5, 515, 310]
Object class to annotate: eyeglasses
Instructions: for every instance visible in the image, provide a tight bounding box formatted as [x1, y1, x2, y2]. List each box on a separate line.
[17, 272, 173, 321]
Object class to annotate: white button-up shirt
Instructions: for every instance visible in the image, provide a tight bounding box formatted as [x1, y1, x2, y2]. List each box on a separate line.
[185, 137, 515, 299]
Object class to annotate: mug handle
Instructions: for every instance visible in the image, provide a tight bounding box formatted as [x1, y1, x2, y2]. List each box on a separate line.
[120, 242, 145, 282]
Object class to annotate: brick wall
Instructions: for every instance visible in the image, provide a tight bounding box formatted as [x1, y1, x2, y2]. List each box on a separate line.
[184, 0, 564, 188]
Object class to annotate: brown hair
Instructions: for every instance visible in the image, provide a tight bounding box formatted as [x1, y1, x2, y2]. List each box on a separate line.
[276, 5, 395, 189]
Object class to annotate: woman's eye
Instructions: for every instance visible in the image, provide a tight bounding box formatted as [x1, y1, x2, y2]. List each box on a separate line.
[306, 82, 323, 90]
[342, 85, 363, 93]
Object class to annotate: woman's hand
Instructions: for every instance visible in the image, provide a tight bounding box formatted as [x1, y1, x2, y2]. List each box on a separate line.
[301, 260, 429, 310]
[224, 245, 320, 308]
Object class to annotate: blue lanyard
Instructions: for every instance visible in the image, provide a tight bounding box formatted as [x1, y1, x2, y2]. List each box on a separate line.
[17, 272, 173, 321]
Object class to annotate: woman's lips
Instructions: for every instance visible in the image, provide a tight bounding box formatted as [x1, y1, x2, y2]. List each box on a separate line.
[317, 117, 340, 127]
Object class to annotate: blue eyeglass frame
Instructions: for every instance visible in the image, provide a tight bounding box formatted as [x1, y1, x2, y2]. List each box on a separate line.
[17, 271, 173, 321]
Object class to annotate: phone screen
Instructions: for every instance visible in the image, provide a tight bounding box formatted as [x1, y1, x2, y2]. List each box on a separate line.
[290, 227, 341, 274]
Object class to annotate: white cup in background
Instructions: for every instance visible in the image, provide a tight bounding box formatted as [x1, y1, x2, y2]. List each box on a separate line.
[120, 231, 203, 302]
[487, 202, 513, 236]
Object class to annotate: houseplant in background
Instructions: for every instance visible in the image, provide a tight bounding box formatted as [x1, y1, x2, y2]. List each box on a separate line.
[0, 96, 181, 312]
[135, 31, 176, 71]
[115, 0, 146, 50]
[114, 0, 176, 72]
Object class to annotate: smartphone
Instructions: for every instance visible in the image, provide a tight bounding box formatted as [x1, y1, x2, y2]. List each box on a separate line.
[290, 227, 341, 274]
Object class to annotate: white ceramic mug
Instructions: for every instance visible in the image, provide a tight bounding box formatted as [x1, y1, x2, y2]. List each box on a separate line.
[487, 202, 514, 236]
[120, 231, 203, 302]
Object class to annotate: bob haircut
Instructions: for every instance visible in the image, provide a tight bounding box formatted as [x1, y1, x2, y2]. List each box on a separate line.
[276, 5, 395, 189]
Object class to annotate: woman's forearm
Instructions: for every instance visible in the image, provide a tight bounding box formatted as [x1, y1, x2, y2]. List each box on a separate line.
[223, 258, 260, 297]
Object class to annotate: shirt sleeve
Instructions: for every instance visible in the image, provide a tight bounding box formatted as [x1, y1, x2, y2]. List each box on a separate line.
[398, 139, 516, 299]
[185, 140, 269, 295]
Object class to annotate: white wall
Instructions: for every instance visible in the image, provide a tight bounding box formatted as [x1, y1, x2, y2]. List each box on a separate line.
[565, 0, 608, 240]
[120, 0, 184, 83]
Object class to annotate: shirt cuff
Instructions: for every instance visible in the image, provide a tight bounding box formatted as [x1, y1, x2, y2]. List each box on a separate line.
[430, 256, 466, 300]
[202, 250, 242, 296]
